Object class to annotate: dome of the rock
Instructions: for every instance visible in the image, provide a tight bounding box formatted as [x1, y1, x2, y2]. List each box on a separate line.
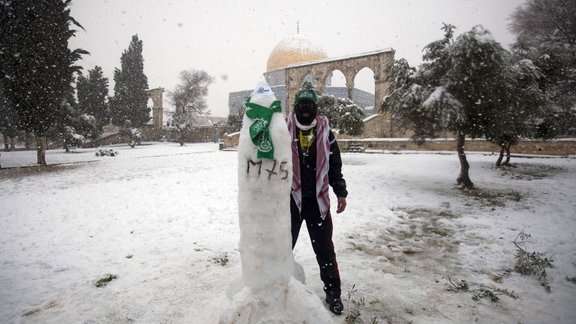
[266, 35, 328, 72]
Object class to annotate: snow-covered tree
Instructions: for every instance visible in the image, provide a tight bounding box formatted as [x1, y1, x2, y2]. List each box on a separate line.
[382, 24, 522, 188]
[317, 94, 365, 135]
[484, 58, 548, 167]
[76, 66, 110, 129]
[168, 69, 213, 145]
[169, 69, 214, 127]
[51, 94, 99, 152]
[510, 0, 576, 47]
[226, 107, 244, 132]
[0, 3, 19, 151]
[110, 35, 150, 128]
[510, 0, 576, 136]
[75, 114, 101, 141]
[0, 0, 88, 164]
[62, 126, 84, 152]
[118, 120, 142, 148]
[317, 95, 340, 128]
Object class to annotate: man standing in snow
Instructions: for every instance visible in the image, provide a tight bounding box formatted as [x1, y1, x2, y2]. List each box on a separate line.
[287, 86, 348, 315]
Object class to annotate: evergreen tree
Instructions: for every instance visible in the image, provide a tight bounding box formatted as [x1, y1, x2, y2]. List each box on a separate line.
[317, 94, 365, 135]
[485, 58, 547, 166]
[339, 100, 365, 136]
[54, 88, 101, 152]
[110, 35, 150, 127]
[0, 85, 20, 151]
[0, 0, 17, 151]
[76, 66, 110, 129]
[0, 0, 87, 164]
[510, 0, 576, 136]
[510, 0, 576, 47]
[382, 24, 519, 188]
[56, 95, 80, 152]
[317, 95, 340, 128]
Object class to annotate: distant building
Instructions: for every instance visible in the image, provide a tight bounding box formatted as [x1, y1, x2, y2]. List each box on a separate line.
[228, 34, 374, 116]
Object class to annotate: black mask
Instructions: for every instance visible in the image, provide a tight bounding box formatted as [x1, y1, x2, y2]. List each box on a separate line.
[294, 100, 317, 125]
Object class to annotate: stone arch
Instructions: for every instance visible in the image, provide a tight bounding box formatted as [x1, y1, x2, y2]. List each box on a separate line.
[317, 69, 333, 89]
[147, 87, 164, 128]
[285, 49, 394, 109]
[324, 68, 345, 88]
[300, 72, 318, 87]
[285, 49, 395, 135]
[353, 67, 376, 95]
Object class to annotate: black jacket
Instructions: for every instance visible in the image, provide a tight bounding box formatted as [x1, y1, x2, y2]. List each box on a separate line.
[296, 128, 348, 199]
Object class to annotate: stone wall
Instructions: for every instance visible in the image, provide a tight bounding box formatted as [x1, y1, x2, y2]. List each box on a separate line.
[141, 125, 234, 143]
[222, 132, 575, 156]
[223, 132, 240, 149]
[362, 114, 387, 138]
[338, 138, 576, 156]
[81, 125, 235, 148]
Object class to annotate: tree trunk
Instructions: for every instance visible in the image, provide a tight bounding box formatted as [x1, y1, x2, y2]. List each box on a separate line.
[495, 146, 505, 167]
[25, 132, 32, 150]
[503, 144, 511, 166]
[9, 136, 15, 151]
[36, 136, 47, 165]
[456, 131, 474, 189]
[3, 134, 8, 151]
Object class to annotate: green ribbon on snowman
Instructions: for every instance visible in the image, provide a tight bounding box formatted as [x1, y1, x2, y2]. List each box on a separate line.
[245, 98, 282, 160]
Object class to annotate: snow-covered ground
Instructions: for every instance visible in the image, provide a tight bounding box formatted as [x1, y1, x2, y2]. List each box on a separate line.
[0, 142, 575, 323]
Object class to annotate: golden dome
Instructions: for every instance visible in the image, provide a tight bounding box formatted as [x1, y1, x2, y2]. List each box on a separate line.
[266, 35, 328, 72]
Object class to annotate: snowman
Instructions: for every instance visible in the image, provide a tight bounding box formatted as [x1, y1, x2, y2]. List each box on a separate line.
[218, 82, 333, 323]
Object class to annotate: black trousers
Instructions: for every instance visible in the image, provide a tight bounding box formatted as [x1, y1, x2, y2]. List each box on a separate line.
[291, 195, 341, 297]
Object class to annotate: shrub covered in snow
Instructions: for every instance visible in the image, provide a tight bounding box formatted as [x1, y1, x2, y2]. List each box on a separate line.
[95, 148, 119, 157]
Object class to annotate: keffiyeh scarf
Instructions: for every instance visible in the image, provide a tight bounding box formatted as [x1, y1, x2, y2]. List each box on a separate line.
[287, 113, 331, 220]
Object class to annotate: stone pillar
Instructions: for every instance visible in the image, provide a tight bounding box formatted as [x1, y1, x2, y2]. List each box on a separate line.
[147, 88, 164, 128]
[346, 81, 354, 100]
[284, 70, 296, 114]
[375, 76, 392, 136]
[317, 78, 326, 93]
[316, 69, 326, 94]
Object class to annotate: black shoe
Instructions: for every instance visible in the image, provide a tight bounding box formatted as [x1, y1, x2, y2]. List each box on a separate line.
[325, 294, 344, 315]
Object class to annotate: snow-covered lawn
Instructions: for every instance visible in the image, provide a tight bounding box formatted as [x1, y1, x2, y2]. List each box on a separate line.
[1, 142, 575, 323]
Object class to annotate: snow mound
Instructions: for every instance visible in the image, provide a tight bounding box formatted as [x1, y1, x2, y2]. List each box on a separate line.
[218, 278, 332, 323]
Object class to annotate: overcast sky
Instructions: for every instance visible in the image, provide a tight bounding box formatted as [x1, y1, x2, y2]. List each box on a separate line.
[69, 0, 526, 117]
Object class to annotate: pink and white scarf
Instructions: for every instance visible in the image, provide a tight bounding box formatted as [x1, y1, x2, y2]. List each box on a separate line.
[287, 113, 331, 220]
